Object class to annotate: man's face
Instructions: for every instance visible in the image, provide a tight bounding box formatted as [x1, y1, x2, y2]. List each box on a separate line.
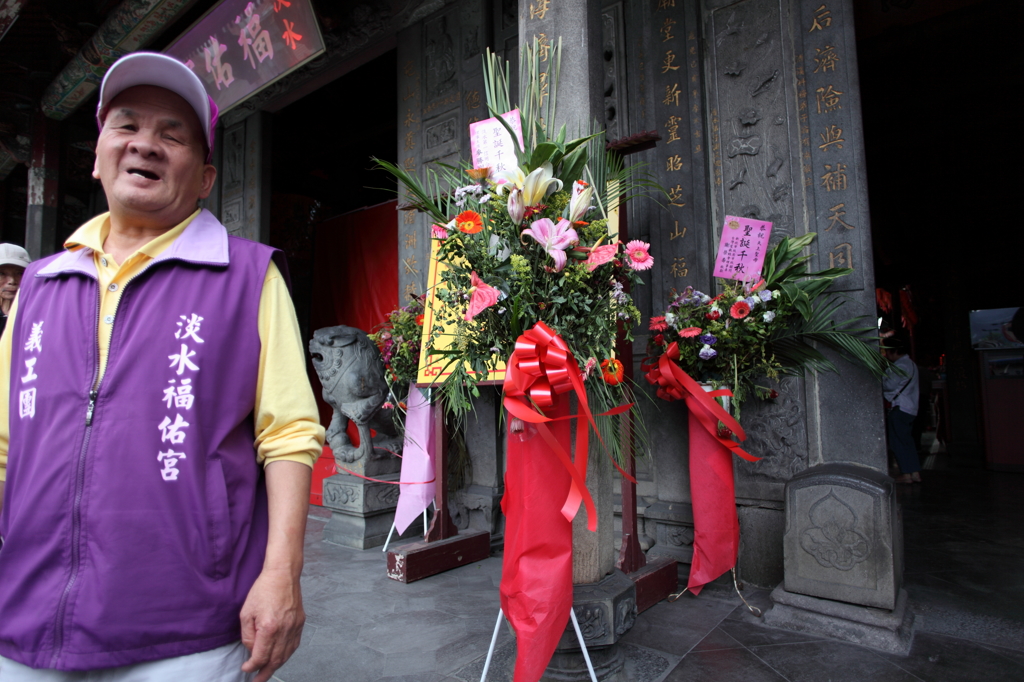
[93, 85, 216, 228]
[0, 265, 22, 302]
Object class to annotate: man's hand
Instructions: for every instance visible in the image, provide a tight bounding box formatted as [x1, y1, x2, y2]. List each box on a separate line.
[240, 459, 311, 682]
[240, 567, 305, 682]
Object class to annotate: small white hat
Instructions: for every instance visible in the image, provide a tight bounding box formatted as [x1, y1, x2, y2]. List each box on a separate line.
[96, 52, 218, 162]
[0, 244, 31, 269]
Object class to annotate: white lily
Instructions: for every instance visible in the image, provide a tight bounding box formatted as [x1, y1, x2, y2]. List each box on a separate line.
[493, 166, 527, 193]
[521, 162, 563, 206]
[569, 181, 593, 222]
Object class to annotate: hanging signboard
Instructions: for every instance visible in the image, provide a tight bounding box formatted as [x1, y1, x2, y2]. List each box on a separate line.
[713, 216, 773, 282]
[165, 0, 325, 114]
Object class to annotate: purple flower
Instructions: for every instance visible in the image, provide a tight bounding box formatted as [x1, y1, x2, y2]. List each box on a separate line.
[699, 344, 717, 360]
[745, 296, 759, 308]
[699, 333, 717, 345]
[759, 289, 773, 302]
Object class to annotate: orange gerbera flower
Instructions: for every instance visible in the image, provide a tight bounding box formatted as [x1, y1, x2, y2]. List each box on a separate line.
[601, 358, 624, 385]
[456, 210, 483, 234]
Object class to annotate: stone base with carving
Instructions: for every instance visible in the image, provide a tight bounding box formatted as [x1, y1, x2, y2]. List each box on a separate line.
[320, 473, 402, 550]
[643, 501, 694, 583]
[451, 484, 504, 550]
[541, 570, 636, 681]
[765, 585, 915, 655]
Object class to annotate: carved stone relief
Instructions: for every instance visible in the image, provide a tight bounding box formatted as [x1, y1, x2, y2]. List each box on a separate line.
[707, 0, 798, 232]
[615, 597, 637, 636]
[425, 117, 457, 148]
[424, 14, 457, 101]
[800, 490, 870, 571]
[574, 606, 609, 641]
[601, 4, 626, 143]
[737, 377, 809, 483]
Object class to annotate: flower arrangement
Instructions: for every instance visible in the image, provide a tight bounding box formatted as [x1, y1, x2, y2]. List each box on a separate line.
[375, 42, 661, 460]
[644, 233, 890, 419]
[368, 295, 425, 408]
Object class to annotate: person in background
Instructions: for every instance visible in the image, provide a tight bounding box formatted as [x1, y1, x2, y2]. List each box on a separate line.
[0, 244, 30, 336]
[883, 337, 921, 483]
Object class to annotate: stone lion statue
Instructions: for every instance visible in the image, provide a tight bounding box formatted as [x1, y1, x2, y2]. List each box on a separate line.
[309, 326, 402, 473]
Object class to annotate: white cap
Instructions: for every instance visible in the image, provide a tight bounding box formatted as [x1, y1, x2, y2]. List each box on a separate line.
[0, 244, 31, 269]
[96, 52, 218, 162]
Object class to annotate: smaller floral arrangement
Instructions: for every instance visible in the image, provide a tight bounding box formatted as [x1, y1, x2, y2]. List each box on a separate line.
[369, 295, 426, 407]
[645, 233, 889, 419]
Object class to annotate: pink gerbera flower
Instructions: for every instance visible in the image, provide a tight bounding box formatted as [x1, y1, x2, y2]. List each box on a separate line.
[680, 327, 702, 338]
[649, 316, 668, 332]
[431, 224, 448, 240]
[624, 240, 653, 271]
[465, 271, 500, 321]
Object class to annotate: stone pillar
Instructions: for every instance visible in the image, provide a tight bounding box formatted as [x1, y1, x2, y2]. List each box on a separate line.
[518, 2, 635, 679]
[217, 111, 270, 244]
[698, 0, 909, 651]
[26, 113, 60, 260]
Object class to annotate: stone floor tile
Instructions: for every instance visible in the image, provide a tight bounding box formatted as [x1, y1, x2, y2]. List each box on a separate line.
[381, 650, 439, 677]
[274, 639, 384, 682]
[717, 618, 825, 649]
[748, 641, 922, 682]
[982, 643, 1024, 667]
[904, 577, 1024, 651]
[620, 594, 736, 656]
[877, 632, 1024, 682]
[357, 609, 465, 655]
[662, 647, 788, 682]
[722, 588, 774, 624]
[690, 626, 744, 652]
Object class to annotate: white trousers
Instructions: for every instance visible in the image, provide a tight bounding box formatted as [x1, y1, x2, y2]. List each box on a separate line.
[0, 642, 254, 682]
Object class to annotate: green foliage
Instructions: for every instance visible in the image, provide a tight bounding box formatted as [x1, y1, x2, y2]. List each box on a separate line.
[372, 37, 669, 467]
[646, 234, 891, 420]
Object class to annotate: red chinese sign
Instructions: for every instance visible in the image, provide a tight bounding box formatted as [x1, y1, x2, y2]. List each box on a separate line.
[165, 0, 324, 113]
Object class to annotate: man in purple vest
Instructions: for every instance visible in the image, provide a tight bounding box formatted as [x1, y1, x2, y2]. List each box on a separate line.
[0, 53, 325, 681]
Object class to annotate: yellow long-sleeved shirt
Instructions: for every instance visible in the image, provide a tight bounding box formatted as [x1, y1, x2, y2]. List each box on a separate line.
[0, 210, 324, 481]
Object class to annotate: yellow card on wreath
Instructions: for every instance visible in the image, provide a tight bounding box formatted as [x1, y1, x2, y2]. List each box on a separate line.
[416, 238, 507, 386]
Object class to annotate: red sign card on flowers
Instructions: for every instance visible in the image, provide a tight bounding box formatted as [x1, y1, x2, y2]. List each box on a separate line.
[713, 216, 773, 281]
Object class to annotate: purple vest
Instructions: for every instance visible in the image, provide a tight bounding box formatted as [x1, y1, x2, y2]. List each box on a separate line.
[0, 210, 286, 670]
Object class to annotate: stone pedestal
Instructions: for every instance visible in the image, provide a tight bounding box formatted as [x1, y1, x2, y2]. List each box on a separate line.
[321, 473, 402, 550]
[543, 570, 636, 681]
[766, 463, 913, 653]
[765, 585, 914, 655]
[451, 387, 505, 549]
[643, 500, 694, 582]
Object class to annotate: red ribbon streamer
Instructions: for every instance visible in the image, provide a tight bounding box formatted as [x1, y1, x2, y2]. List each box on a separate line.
[334, 447, 435, 485]
[503, 322, 634, 532]
[641, 342, 760, 463]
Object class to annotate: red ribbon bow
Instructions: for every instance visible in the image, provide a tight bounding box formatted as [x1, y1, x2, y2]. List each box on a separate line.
[503, 322, 632, 531]
[642, 342, 760, 463]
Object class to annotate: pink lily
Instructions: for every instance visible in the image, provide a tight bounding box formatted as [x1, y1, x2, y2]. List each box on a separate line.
[465, 271, 500, 321]
[522, 217, 578, 272]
